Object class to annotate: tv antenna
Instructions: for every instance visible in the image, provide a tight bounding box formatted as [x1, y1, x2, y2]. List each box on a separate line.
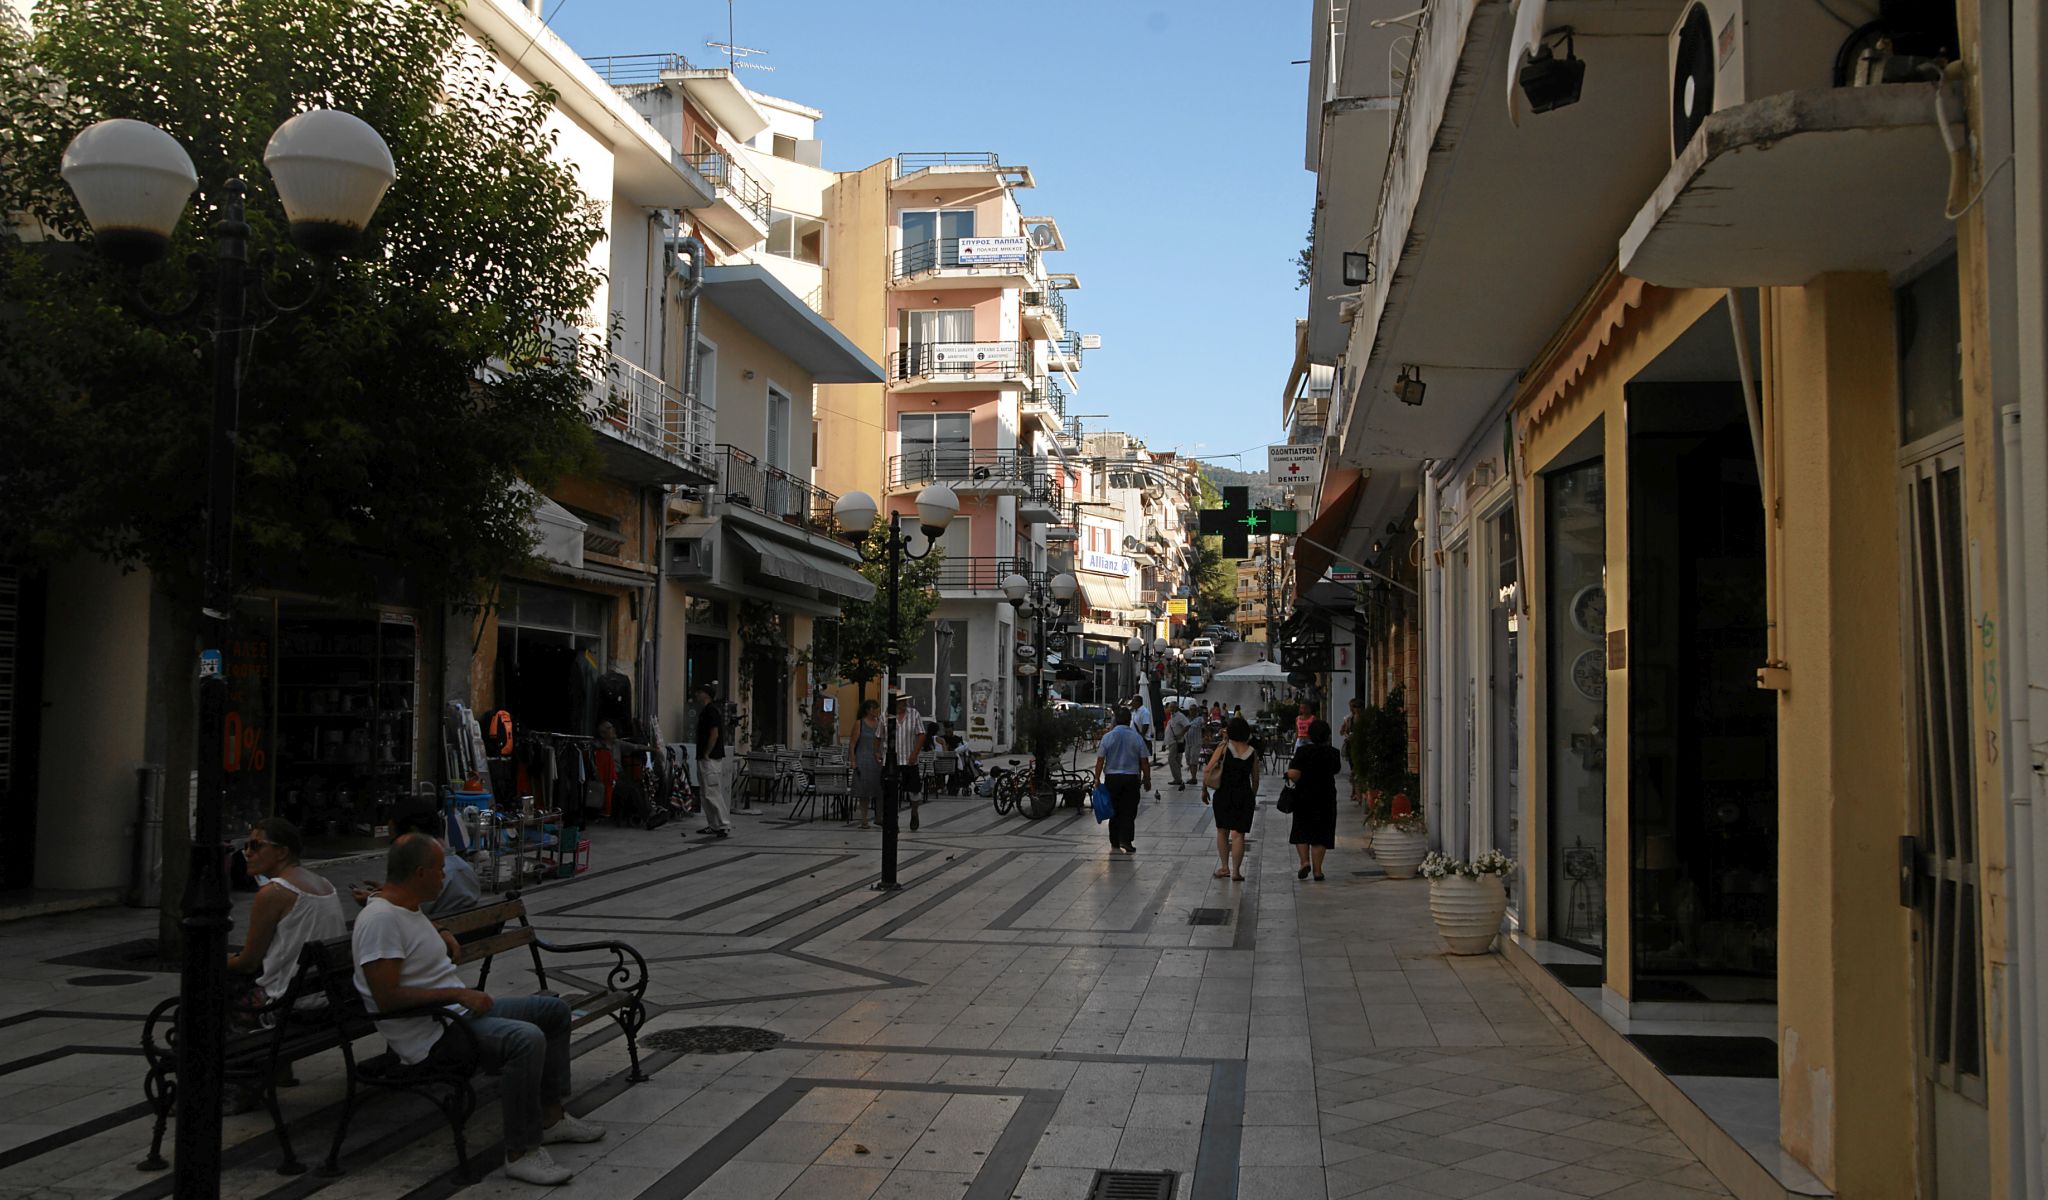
[709, 0, 774, 71]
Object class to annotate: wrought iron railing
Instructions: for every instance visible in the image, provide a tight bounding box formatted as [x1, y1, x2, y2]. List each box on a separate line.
[683, 151, 770, 226]
[889, 340, 1028, 384]
[714, 444, 839, 535]
[597, 352, 715, 476]
[1024, 378, 1068, 422]
[895, 151, 999, 178]
[1021, 471, 1064, 516]
[892, 237, 1038, 281]
[889, 448, 1031, 489]
[1023, 286, 1068, 330]
[932, 557, 1031, 591]
[583, 52, 696, 85]
[1049, 333, 1085, 370]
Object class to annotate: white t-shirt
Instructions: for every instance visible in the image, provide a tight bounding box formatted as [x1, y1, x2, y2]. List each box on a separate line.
[352, 897, 466, 1064]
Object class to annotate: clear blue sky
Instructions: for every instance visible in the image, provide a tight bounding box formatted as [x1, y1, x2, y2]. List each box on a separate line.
[548, 0, 1316, 471]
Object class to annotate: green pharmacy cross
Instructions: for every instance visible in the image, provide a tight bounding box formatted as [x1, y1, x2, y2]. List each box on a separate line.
[1198, 486, 1297, 557]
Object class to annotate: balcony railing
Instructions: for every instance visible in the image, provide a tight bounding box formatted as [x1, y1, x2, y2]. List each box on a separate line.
[683, 151, 770, 226]
[1023, 286, 1068, 329]
[893, 237, 1038, 281]
[1024, 378, 1068, 421]
[932, 556, 1031, 591]
[890, 340, 1028, 384]
[895, 151, 999, 178]
[583, 52, 696, 85]
[1050, 332, 1086, 370]
[715, 444, 839, 536]
[890, 448, 1031, 489]
[598, 352, 714, 475]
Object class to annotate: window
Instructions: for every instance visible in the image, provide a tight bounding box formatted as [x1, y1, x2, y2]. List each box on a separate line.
[766, 208, 824, 264]
[811, 419, 821, 474]
[900, 208, 976, 271]
[899, 412, 972, 483]
[900, 308, 975, 378]
[773, 133, 798, 160]
[765, 386, 792, 470]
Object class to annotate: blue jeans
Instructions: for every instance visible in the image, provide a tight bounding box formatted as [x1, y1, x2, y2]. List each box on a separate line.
[432, 994, 570, 1155]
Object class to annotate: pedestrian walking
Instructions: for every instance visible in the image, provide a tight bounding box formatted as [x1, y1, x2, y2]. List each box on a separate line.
[850, 698, 882, 829]
[1293, 701, 1314, 753]
[1341, 697, 1363, 804]
[693, 685, 732, 838]
[891, 692, 926, 832]
[353, 835, 606, 1185]
[1286, 718, 1343, 880]
[1130, 695, 1155, 760]
[1094, 707, 1150, 855]
[1204, 716, 1261, 881]
[1180, 701, 1206, 799]
[1164, 704, 1192, 786]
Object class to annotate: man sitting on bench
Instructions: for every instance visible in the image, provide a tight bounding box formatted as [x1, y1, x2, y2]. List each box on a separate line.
[352, 834, 605, 1186]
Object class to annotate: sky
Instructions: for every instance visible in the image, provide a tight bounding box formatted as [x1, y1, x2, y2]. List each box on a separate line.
[547, 0, 1317, 474]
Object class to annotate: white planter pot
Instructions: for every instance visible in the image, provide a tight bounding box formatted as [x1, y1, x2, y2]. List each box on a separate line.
[1371, 826, 1428, 879]
[1429, 875, 1509, 954]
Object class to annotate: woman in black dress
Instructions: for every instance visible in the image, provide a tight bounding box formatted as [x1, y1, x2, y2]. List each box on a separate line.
[1287, 718, 1341, 880]
[1204, 716, 1261, 881]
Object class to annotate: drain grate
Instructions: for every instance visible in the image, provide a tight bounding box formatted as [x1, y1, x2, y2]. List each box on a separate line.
[642, 1025, 783, 1055]
[1187, 907, 1231, 926]
[1088, 1168, 1177, 1199]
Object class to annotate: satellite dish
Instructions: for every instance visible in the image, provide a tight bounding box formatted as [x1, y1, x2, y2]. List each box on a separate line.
[1028, 223, 1057, 249]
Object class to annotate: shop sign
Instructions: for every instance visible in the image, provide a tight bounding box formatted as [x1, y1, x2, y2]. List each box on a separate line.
[1079, 334, 1103, 349]
[958, 236, 1029, 264]
[1166, 598, 1189, 615]
[932, 342, 1019, 367]
[1267, 444, 1322, 485]
[1081, 551, 1132, 577]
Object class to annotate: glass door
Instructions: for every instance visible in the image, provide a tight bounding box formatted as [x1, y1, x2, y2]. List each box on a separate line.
[1488, 505, 1523, 923]
[899, 412, 972, 484]
[900, 208, 975, 273]
[1545, 455, 1607, 955]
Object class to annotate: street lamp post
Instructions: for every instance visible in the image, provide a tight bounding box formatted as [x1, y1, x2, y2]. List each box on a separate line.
[1001, 570, 1077, 803]
[1127, 632, 1169, 763]
[61, 113, 394, 1198]
[833, 485, 959, 889]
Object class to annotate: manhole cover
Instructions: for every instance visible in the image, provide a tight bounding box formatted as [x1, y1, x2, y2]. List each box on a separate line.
[1187, 908, 1230, 926]
[66, 973, 151, 987]
[643, 1026, 783, 1055]
[1088, 1168, 1177, 1199]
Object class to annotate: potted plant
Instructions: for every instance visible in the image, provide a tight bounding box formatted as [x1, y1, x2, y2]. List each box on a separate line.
[1370, 776, 1430, 878]
[1420, 849, 1517, 953]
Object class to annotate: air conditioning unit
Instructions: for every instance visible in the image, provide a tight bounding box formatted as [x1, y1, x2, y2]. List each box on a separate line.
[664, 536, 715, 580]
[1667, 0, 1879, 159]
[1023, 291, 1045, 307]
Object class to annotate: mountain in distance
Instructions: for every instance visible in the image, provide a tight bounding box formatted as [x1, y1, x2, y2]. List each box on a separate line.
[1200, 464, 1287, 512]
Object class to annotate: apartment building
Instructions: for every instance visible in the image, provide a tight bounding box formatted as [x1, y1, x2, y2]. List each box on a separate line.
[1297, 1, 2027, 1195]
[813, 152, 1082, 750]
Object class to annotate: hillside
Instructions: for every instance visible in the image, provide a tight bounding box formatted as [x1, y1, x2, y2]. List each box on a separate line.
[1199, 464, 1287, 511]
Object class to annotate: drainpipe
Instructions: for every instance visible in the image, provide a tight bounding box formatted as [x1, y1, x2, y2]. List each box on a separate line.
[2003, 405, 2040, 1199]
[651, 233, 708, 741]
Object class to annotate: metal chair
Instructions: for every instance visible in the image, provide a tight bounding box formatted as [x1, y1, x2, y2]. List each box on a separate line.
[738, 751, 780, 811]
[922, 750, 961, 796]
[792, 765, 853, 823]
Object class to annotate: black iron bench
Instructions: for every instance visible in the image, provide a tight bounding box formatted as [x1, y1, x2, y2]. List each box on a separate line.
[137, 895, 648, 1180]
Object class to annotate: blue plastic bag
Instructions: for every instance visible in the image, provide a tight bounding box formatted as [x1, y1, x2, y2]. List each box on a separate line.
[1091, 782, 1114, 823]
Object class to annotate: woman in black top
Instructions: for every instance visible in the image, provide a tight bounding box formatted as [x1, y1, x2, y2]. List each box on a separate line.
[1204, 717, 1261, 881]
[1286, 718, 1342, 880]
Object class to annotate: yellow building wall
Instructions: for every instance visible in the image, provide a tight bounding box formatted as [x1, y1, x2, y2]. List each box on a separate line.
[815, 161, 891, 503]
[1767, 273, 1915, 1194]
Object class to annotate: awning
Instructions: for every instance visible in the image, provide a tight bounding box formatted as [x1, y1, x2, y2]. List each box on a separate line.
[521, 485, 586, 570]
[700, 265, 884, 383]
[1076, 573, 1137, 614]
[729, 526, 875, 602]
[1294, 469, 1365, 597]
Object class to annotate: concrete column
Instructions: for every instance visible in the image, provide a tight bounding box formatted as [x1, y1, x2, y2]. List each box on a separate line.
[1769, 272, 1917, 1192]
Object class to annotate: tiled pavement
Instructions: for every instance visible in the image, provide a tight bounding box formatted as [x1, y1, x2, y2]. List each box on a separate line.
[0, 768, 1732, 1199]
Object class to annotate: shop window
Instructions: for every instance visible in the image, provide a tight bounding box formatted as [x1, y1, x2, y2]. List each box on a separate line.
[275, 611, 419, 852]
[1545, 455, 1607, 955]
[1897, 254, 1963, 445]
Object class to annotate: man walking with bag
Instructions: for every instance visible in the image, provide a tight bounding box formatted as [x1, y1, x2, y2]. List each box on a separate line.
[1164, 703, 1192, 787]
[1093, 708, 1150, 855]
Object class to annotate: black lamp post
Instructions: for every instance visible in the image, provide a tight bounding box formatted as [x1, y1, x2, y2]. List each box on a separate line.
[833, 484, 960, 889]
[61, 112, 394, 1198]
[1001, 569, 1077, 802]
[1127, 631, 1169, 764]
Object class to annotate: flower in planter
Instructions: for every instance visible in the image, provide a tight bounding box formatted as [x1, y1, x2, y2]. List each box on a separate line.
[1419, 850, 1520, 880]
[1390, 792, 1412, 818]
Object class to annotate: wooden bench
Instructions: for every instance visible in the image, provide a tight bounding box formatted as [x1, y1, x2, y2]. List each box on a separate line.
[137, 894, 648, 1180]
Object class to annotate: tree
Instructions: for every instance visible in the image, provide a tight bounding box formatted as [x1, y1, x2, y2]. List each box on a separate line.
[0, 0, 608, 937]
[831, 526, 944, 706]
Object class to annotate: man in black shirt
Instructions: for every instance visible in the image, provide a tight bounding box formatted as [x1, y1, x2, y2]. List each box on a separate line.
[693, 685, 732, 837]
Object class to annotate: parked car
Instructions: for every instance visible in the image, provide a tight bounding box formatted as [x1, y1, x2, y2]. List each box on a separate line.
[1186, 669, 1207, 694]
[1189, 636, 1216, 655]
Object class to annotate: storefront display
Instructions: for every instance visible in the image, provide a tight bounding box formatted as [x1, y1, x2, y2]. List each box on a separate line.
[1545, 454, 1607, 953]
[273, 612, 419, 852]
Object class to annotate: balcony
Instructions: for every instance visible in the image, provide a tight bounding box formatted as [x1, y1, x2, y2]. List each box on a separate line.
[1021, 379, 1067, 433]
[591, 352, 716, 485]
[888, 448, 1031, 496]
[1045, 332, 1085, 373]
[892, 151, 1034, 192]
[891, 237, 1039, 290]
[713, 444, 840, 537]
[889, 340, 1029, 392]
[682, 150, 771, 247]
[1018, 472, 1063, 526]
[932, 556, 1031, 596]
[1021, 286, 1067, 340]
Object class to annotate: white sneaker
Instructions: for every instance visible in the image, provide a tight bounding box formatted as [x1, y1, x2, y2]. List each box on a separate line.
[541, 1114, 607, 1145]
[503, 1146, 573, 1186]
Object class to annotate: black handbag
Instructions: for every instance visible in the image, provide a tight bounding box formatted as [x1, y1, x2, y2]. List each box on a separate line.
[1275, 783, 1297, 814]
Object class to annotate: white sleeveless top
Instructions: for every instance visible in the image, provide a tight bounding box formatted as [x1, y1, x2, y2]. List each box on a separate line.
[258, 875, 351, 1000]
